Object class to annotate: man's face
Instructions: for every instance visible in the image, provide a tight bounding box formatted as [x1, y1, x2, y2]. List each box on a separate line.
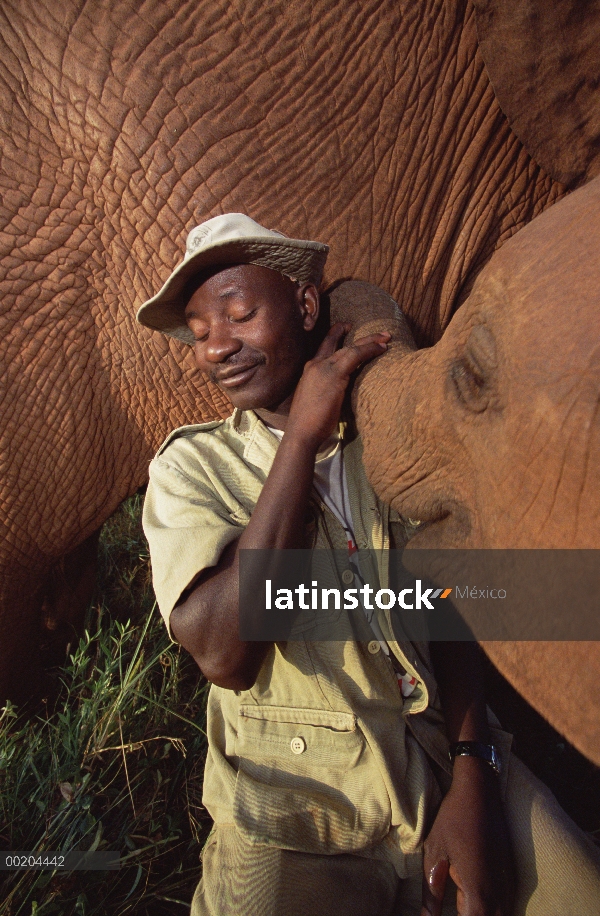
[184, 264, 317, 414]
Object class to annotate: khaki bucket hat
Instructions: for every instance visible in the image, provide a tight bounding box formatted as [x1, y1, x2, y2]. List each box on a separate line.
[136, 213, 329, 345]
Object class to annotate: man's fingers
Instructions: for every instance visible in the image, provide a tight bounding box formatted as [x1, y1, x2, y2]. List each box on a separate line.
[314, 322, 351, 358]
[329, 334, 390, 374]
[421, 859, 449, 916]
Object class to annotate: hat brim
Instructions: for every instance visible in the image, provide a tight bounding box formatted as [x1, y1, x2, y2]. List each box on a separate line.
[136, 236, 329, 345]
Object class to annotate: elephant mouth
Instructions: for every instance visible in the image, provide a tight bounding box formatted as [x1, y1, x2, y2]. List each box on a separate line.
[403, 516, 443, 546]
[401, 501, 471, 548]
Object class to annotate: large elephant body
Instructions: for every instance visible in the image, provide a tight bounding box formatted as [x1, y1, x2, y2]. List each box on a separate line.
[1, 0, 599, 749]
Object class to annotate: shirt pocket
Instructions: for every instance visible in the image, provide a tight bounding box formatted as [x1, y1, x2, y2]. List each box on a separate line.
[233, 705, 391, 854]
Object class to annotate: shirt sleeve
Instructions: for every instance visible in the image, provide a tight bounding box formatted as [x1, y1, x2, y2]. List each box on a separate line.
[142, 453, 243, 637]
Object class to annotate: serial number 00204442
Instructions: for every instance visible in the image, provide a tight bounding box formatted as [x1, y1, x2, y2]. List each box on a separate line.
[2, 854, 66, 870]
[0, 851, 120, 870]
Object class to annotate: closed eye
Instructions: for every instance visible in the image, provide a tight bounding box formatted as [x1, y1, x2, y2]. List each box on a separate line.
[449, 323, 498, 414]
[450, 355, 490, 412]
[230, 308, 257, 323]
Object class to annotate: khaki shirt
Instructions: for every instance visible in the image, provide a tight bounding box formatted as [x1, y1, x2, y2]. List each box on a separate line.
[143, 409, 511, 876]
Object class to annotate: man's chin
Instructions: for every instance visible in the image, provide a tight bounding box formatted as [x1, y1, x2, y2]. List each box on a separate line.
[226, 394, 259, 411]
[221, 384, 295, 417]
[218, 383, 266, 412]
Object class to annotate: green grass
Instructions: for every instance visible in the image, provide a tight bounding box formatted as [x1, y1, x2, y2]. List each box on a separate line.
[0, 495, 211, 916]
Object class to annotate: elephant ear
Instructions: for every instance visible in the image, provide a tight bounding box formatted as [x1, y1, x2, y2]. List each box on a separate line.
[473, 0, 600, 188]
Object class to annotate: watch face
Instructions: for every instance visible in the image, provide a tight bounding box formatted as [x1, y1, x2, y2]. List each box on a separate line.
[490, 746, 501, 775]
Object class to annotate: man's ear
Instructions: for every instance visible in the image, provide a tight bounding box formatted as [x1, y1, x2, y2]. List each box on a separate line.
[297, 283, 319, 331]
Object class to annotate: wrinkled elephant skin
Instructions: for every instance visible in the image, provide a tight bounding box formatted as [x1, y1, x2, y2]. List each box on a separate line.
[331, 176, 600, 763]
[1, 0, 599, 713]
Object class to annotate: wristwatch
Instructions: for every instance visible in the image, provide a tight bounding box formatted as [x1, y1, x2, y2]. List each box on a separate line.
[449, 740, 502, 776]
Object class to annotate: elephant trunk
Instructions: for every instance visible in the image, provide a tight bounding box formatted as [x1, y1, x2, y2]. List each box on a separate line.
[329, 280, 417, 356]
[329, 281, 420, 506]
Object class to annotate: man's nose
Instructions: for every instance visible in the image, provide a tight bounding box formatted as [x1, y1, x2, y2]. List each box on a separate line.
[202, 327, 243, 363]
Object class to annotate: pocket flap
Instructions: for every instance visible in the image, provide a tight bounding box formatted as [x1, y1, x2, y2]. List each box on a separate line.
[239, 705, 356, 731]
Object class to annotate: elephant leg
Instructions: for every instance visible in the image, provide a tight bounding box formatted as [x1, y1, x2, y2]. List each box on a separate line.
[0, 529, 100, 704]
[0, 565, 47, 705]
[40, 529, 101, 667]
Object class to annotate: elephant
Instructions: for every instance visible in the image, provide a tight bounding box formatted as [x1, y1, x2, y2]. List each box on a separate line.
[330, 174, 600, 765]
[1, 0, 599, 749]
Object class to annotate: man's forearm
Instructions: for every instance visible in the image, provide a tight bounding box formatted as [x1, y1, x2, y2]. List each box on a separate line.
[424, 641, 515, 915]
[170, 431, 320, 689]
[430, 640, 490, 744]
[430, 640, 498, 790]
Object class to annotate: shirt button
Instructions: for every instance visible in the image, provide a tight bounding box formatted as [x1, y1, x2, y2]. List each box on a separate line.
[367, 640, 381, 655]
[342, 569, 354, 585]
[291, 736, 306, 755]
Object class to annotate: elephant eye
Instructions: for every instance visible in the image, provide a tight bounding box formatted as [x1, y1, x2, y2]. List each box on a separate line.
[450, 324, 497, 413]
[450, 356, 490, 413]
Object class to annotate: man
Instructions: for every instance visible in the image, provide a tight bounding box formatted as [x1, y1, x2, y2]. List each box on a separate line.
[137, 214, 600, 916]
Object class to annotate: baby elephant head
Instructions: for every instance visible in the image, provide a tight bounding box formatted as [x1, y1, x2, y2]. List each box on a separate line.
[333, 175, 600, 552]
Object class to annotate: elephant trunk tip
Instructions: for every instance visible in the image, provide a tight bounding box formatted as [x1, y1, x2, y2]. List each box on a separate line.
[328, 280, 416, 353]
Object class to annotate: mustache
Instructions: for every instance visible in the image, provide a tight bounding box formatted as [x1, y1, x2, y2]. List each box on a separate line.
[208, 349, 266, 384]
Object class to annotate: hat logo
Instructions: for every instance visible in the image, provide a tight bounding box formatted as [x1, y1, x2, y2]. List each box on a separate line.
[187, 226, 212, 254]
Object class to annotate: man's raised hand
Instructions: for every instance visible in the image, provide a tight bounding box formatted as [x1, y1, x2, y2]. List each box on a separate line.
[285, 322, 390, 448]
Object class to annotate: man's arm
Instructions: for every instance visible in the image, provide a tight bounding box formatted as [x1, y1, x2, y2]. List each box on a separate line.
[421, 641, 515, 916]
[170, 431, 323, 690]
[170, 324, 390, 690]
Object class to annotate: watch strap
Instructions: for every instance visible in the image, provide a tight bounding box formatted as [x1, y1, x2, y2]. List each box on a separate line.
[449, 740, 501, 775]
